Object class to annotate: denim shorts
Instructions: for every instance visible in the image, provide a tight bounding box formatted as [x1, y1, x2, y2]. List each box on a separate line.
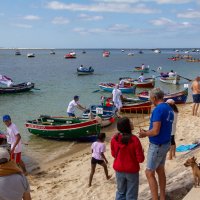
[146, 142, 170, 171]
[193, 94, 200, 103]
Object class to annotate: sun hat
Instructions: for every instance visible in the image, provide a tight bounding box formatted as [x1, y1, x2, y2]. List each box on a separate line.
[2, 115, 11, 122]
[74, 95, 79, 99]
[0, 147, 10, 161]
[166, 99, 175, 104]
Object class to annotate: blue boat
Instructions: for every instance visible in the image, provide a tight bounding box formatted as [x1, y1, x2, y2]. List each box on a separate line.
[77, 66, 94, 75]
[82, 105, 116, 127]
[99, 82, 136, 94]
[138, 88, 188, 104]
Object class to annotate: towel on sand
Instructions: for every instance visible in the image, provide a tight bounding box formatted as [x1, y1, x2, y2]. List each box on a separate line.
[176, 144, 197, 152]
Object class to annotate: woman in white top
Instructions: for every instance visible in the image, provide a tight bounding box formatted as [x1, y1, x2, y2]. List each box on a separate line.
[166, 99, 178, 160]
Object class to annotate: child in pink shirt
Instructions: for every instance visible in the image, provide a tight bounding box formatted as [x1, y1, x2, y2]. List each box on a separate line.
[88, 133, 111, 187]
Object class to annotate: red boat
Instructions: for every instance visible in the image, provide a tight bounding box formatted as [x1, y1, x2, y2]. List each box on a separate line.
[123, 78, 155, 88]
[64, 52, 76, 59]
[121, 98, 152, 114]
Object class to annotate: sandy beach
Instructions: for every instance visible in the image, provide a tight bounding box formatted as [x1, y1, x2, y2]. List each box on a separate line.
[28, 103, 200, 200]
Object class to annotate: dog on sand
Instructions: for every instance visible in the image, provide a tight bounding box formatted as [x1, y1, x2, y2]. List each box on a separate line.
[184, 157, 200, 187]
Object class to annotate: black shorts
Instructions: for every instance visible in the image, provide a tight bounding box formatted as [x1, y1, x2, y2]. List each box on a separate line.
[193, 94, 200, 103]
[171, 135, 176, 145]
[91, 157, 104, 165]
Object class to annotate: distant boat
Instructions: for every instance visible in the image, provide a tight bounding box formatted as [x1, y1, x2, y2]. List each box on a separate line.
[27, 53, 35, 58]
[127, 52, 134, 56]
[64, 52, 76, 59]
[77, 66, 94, 75]
[154, 49, 161, 54]
[82, 50, 86, 54]
[133, 66, 149, 73]
[121, 49, 125, 52]
[15, 50, 21, 56]
[103, 51, 110, 57]
[50, 50, 55, 55]
[138, 50, 143, 54]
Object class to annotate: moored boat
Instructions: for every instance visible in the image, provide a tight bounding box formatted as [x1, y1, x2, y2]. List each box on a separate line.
[82, 105, 116, 127]
[103, 51, 110, 57]
[99, 82, 136, 94]
[133, 66, 149, 73]
[27, 53, 35, 58]
[25, 116, 101, 141]
[15, 50, 21, 56]
[138, 88, 188, 104]
[77, 66, 94, 75]
[160, 75, 180, 85]
[50, 50, 55, 55]
[64, 52, 76, 59]
[0, 82, 35, 94]
[122, 78, 155, 88]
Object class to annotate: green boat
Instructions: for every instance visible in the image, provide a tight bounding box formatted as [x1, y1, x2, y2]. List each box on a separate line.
[25, 115, 101, 141]
[133, 66, 149, 73]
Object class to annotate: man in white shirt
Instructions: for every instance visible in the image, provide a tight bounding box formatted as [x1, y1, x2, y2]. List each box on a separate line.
[119, 78, 125, 88]
[138, 73, 145, 82]
[112, 84, 123, 117]
[67, 95, 86, 117]
[3, 115, 27, 174]
[168, 70, 176, 77]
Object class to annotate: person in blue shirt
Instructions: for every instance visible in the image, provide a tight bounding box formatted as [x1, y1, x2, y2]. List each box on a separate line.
[139, 88, 174, 200]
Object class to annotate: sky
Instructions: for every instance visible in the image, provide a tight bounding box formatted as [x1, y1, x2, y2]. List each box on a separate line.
[1, 0, 200, 48]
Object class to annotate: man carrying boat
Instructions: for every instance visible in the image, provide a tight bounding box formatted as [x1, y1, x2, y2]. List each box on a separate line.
[67, 95, 86, 117]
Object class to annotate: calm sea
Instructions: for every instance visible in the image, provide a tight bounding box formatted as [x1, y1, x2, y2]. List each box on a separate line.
[0, 48, 198, 170]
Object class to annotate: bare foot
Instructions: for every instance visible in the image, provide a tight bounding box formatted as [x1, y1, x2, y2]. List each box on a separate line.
[88, 184, 92, 187]
[107, 175, 112, 180]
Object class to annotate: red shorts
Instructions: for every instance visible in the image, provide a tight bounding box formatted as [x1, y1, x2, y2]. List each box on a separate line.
[11, 152, 21, 163]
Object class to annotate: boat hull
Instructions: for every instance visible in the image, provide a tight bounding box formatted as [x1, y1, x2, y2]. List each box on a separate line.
[25, 117, 101, 141]
[0, 82, 34, 94]
[133, 67, 149, 73]
[99, 83, 136, 94]
[77, 68, 94, 75]
[160, 76, 180, 85]
[124, 78, 155, 88]
[138, 88, 188, 104]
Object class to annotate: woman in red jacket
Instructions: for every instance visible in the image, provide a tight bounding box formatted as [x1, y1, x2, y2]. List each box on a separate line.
[111, 117, 144, 200]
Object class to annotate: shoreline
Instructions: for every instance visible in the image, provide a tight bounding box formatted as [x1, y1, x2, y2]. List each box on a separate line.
[27, 103, 200, 199]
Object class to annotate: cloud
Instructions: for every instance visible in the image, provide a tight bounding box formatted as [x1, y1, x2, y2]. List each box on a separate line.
[177, 10, 200, 18]
[23, 15, 40, 20]
[150, 17, 175, 26]
[13, 24, 32, 28]
[94, 0, 140, 2]
[150, 0, 192, 4]
[78, 13, 103, 21]
[46, 1, 159, 14]
[52, 17, 70, 24]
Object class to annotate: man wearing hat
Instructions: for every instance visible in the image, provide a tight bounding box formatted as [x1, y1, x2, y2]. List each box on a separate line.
[0, 147, 31, 200]
[2, 115, 27, 174]
[67, 96, 86, 117]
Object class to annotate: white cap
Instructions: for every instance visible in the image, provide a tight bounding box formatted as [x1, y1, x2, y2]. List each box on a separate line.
[166, 99, 175, 104]
[0, 147, 10, 161]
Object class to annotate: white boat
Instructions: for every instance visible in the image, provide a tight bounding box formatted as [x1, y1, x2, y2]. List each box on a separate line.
[154, 49, 161, 54]
[15, 50, 21, 55]
[27, 53, 35, 58]
[50, 50, 55, 55]
[128, 52, 134, 56]
[160, 75, 180, 85]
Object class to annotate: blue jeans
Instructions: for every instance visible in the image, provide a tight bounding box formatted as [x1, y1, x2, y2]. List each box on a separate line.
[115, 171, 139, 200]
[67, 113, 75, 117]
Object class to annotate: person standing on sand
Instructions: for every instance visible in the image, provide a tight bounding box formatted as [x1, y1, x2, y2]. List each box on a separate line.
[0, 147, 31, 200]
[166, 99, 178, 160]
[67, 95, 86, 117]
[88, 133, 111, 187]
[191, 76, 200, 116]
[139, 88, 174, 200]
[2, 115, 27, 174]
[111, 117, 144, 200]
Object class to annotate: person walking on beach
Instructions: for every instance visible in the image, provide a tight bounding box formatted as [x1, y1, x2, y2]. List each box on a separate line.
[166, 99, 178, 160]
[0, 147, 31, 200]
[111, 117, 145, 200]
[191, 76, 200, 116]
[112, 84, 123, 117]
[67, 95, 86, 117]
[139, 88, 174, 200]
[88, 133, 111, 187]
[2, 115, 27, 174]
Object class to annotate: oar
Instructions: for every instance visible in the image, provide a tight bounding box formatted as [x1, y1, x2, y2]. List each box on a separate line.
[92, 89, 100, 93]
[178, 75, 192, 82]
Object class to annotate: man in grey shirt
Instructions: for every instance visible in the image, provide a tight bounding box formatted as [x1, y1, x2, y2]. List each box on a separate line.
[0, 147, 31, 200]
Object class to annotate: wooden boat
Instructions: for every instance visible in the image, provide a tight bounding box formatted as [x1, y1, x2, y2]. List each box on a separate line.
[133, 66, 149, 73]
[0, 82, 35, 94]
[160, 75, 180, 85]
[138, 88, 188, 104]
[103, 51, 110, 57]
[186, 59, 200, 62]
[121, 98, 151, 114]
[77, 67, 94, 75]
[15, 50, 21, 56]
[64, 52, 76, 59]
[99, 82, 136, 94]
[27, 53, 35, 58]
[25, 116, 101, 141]
[82, 105, 116, 127]
[123, 78, 155, 88]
